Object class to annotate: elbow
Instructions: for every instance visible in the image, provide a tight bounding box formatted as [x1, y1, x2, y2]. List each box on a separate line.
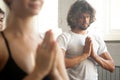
[107, 60, 115, 72]
[109, 65, 115, 72]
[102, 62, 115, 72]
[110, 61, 115, 72]
[107, 62, 115, 72]
[102, 65, 115, 72]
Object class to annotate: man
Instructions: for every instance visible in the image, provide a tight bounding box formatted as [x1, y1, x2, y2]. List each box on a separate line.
[0, 8, 5, 30]
[57, 1, 115, 80]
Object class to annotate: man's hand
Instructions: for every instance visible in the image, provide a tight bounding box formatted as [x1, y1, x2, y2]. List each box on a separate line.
[83, 36, 92, 57]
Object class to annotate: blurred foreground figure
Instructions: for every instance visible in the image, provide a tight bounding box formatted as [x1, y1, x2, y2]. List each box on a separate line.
[0, 0, 69, 80]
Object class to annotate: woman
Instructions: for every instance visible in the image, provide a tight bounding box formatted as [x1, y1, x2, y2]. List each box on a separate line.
[0, 0, 69, 80]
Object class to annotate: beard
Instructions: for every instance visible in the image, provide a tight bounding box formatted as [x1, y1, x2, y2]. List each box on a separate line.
[78, 24, 90, 30]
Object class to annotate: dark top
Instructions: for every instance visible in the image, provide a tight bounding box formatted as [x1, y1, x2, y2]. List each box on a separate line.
[0, 32, 50, 80]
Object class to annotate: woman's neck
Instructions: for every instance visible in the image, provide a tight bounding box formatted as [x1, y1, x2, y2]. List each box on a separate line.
[5, 13, 37, 36]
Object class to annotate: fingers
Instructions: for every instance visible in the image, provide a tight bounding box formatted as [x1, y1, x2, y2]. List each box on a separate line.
[43, 30, 67, 78]
[85, 36, 92, 45]
[83, 36, 93, 56]
[42, 29, 57, 61]
[85, 36, 95, 58]
[42, 30, 57, 51]
[44, 30, 58, 64]
[36, 30, 58, 75]
[43, 30, 55, 44]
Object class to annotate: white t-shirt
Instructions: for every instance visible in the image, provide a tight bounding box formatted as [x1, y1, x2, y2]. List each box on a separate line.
[57, 30, 108, 80]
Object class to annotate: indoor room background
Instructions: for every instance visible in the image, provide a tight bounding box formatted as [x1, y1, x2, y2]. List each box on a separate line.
[0, 0, 120, 80]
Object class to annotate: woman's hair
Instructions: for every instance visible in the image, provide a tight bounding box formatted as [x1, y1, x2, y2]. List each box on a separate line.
[67, 0, 96, 29]
[3, 0, 11, 8]
[0, 8, 5, 14]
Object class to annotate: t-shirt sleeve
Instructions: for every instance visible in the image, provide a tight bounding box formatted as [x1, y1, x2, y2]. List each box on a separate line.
[96, 34, 108, 55]
[57, 32, 71, 51]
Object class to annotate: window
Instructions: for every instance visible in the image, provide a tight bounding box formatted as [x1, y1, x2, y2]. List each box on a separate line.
[87, 0, 120, 41]
[34, 0, 62, 39]
[35, 0, 59, 32]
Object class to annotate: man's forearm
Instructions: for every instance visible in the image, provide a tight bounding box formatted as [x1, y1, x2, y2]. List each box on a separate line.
[91, 53, 115, 72]
[65, 53, 89, 68]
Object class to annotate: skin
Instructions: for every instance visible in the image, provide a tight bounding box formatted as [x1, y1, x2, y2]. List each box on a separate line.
[0, 13, 4, 30]
[0, 0, 69, 80]
[62, 12, 115, 72]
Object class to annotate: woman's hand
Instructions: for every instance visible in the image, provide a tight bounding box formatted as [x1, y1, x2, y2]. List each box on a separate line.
[49, 44, 69, 80]
[24, 30, 57, 80]
[35, 30, 57, 78]
[31, 30, 69, 80]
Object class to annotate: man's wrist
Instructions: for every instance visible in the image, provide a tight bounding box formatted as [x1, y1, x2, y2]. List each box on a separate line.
[83, 53, 90, 57]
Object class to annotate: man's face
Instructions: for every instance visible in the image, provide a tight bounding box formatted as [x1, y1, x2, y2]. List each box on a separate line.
[0, 13, 4, 29]
[77, 12, 90, 30]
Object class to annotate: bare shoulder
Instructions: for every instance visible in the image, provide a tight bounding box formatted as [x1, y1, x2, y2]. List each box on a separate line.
[0, 32, 9, 71]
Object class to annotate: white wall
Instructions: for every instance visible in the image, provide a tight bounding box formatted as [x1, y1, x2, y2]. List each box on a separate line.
[35, 0, 58, 33]
[106, 41, 120, 66]
[34, 0, 62, 39]
[58, 0, 77, 32]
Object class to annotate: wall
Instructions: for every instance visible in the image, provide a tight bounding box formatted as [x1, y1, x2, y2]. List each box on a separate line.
[106, 41, 120, 66]
[58, 0, 76, 31]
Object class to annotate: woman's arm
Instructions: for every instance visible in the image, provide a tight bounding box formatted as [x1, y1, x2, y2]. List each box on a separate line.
[24, 30, 69, 80]
[24, 30, 57, 80]
[55, 45, 69, 80]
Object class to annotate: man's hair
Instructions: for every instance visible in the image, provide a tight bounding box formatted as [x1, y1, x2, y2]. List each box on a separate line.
[0, 8, 5, 14]
[67, 0, 96, 29]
